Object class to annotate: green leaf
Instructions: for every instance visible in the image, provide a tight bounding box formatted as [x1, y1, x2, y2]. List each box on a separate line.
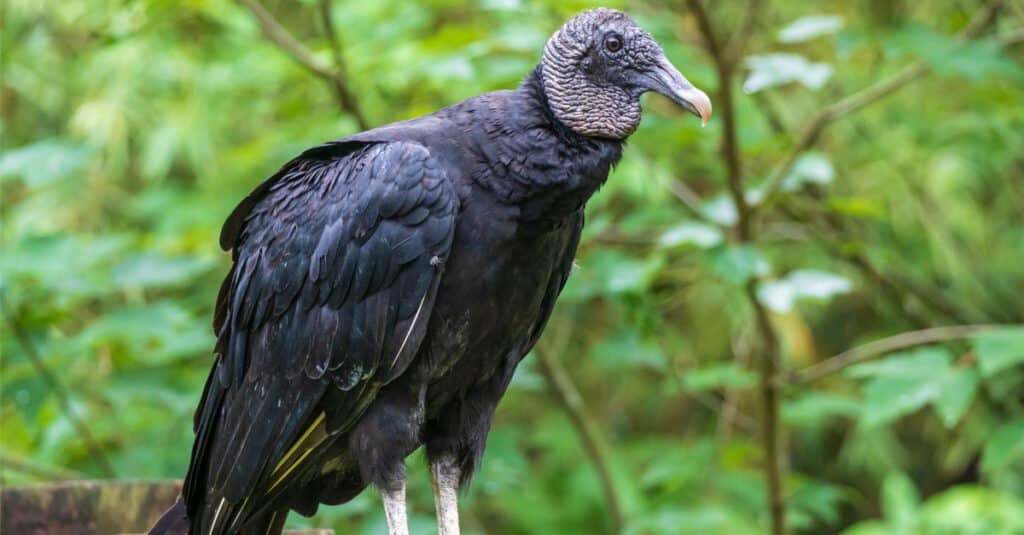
[782, 393, 861, 426]
[981, 419, 1024, 473]
[889, 26, 1021, 82]
[840, 521, 891, 535]
[112, 253, 214, 289]
[919, 486, 1024, 533]
[788, 479, 847, 528]
[860, 375, 942, 427]
[743, 54, 833, 93]
[591, 329, 667, 372]
[606, 257, 665, 294]
[0, 140, 89, 187]
[881, 472, 920, 529]
[826, 197, 886, 220]
[972, 327, 1024, 378]
[708, 245, 770, 285]
[778, 15, 844, 43]
[848, 347, 977, 427]
[562, 250, 666, 302]
[757, 269, 852, 312]
[845, 346, 952, 379]
[931, 367, 979, 428]
[681, 363, 756, 392]
[73, 301, 213, 365]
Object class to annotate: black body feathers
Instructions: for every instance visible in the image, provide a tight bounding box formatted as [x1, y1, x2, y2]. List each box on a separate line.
[169, 69, 623, 534]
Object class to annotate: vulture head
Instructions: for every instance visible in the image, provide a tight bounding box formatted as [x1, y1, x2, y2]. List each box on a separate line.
[541, 8, 712, 139]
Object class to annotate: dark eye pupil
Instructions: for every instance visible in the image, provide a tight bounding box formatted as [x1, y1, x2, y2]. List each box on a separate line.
[606, 36, 621, 52]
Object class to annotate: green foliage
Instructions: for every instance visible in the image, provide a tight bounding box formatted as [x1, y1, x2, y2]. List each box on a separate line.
[2, 1, 1023, 534]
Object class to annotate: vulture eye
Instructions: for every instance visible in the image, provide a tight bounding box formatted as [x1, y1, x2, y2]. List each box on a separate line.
[605, 35, 623, 53]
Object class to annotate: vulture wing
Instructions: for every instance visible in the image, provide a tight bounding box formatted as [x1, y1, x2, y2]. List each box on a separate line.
[184, 140, 457, 533]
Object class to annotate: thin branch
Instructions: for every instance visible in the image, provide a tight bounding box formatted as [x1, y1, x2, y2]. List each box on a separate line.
[1, 297, 116, 477]
[793, 324, 1006, 383]
[686, 0, 726, 64]
[758, 1, 1008, 204]
[236, 0, 370, 130]
[318, 0, 346, 70]
[687, 0, 749, 240]
[317, 0, 368, 129]
[724, 0, 763, 65]
[751, 92, 790, 136]
[686, 1, 786, 532]
[535, 347, 627, 532]
[667, 180, 713, 222]
[746, 280, 785, 535]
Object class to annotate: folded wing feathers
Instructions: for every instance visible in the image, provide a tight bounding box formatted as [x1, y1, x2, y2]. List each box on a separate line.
[186, 141, 457, 533]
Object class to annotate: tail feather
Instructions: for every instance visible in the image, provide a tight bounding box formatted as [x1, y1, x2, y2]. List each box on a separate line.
[148, 496, 189, 535]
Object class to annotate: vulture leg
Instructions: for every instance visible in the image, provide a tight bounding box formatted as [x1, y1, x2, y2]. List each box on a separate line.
[430, 455, 461, 535]
[381, 482, 410, 535]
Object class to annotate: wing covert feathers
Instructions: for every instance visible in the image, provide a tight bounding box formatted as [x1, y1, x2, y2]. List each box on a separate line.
[185, 141, 457, 534]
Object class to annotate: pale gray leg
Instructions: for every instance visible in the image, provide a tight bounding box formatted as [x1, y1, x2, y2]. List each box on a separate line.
[430, 455, 461, 535]
[381, 482, 410, 535]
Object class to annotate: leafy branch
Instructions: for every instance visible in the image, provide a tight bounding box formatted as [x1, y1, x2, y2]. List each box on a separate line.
[681, 1, 1015, 533]
[758, 0, 1011, 205]
[236, 0, 370, 130]
[685, 1, 786, 533]
[793, 324, 1006, 383]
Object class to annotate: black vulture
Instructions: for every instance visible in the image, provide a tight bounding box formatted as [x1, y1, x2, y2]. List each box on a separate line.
[150, 8, 710, 535]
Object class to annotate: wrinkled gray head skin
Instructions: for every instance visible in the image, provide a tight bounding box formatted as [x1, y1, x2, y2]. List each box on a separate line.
[541, 8, 711, 139]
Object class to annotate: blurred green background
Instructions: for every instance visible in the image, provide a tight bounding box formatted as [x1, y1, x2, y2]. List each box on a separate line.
[2, 0, 1024, 533]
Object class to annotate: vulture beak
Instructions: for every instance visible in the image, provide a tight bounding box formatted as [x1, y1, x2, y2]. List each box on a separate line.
[645, 54, 713, 127]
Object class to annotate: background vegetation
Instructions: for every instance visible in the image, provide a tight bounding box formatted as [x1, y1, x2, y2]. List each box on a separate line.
[3, 0, 1024, 533]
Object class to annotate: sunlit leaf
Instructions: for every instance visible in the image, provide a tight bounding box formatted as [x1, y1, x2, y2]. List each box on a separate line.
[931, 367, 979, 428]
[919, 486, 1024, 533]
[972, 327, 1024, 378]
[827, 197, 886, 220]
[778, 15, 844, 43]
[881, 472, 920, 530]
[700, 194, 739, 226]
[743, 54, 833, 93]
[680, 362, 756, 392]
[758, 269, 852, 312]
[657, 221, 723, 249]
[782, 152, 836, 190]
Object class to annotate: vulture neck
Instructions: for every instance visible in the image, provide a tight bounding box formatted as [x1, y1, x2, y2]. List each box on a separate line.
[470, 68, 624, 229]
